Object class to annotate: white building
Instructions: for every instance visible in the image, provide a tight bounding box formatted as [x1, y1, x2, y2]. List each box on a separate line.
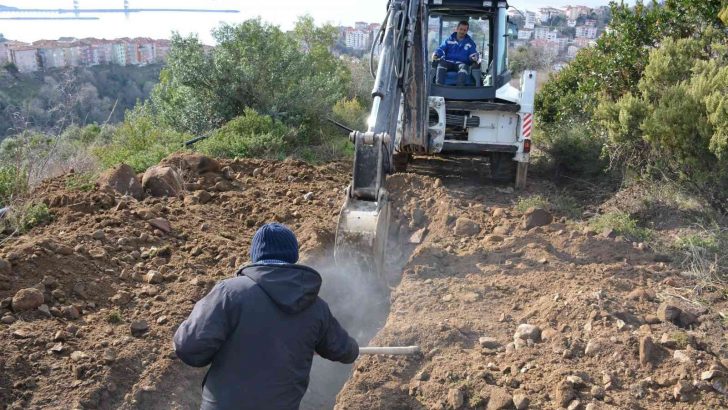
[9, 46, 39, 72]
[517, 30, 533, 40]
[576, 26, 598, 39]
[534, 27, 550, 40]
[345, 29, 368, 50]
[524, 11, 537, 29]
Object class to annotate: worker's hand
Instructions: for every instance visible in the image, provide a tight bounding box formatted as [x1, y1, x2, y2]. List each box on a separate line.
[470, 53, 479, 62]
[432, 52, 440, 62]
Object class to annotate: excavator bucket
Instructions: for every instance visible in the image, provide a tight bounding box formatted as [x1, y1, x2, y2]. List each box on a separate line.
[334, 189, 390, 282]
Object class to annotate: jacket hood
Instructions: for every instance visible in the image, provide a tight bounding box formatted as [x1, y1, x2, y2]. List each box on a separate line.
[236, 264, 322, 314]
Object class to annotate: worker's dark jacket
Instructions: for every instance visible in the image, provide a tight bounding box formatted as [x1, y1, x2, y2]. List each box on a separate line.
[173, 264, 359, 410]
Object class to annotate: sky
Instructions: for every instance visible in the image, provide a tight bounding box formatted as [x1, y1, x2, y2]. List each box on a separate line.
[0, 0, 626, 44]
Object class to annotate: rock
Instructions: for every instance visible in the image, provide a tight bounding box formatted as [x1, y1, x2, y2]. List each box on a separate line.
[491, 208, 507, 218]
[179, 154, 220, 174]
[1, 315, 16, 324]
[713, 377, 728, 395]
[657, 302, 698, 328]
[38, 304, 51, 317]
[660, 332, 688, 349]
[627, 288, 655, 301]
[441, 294, 453, 303]
[409, 228, 427, 244]
[62, 305, 81, 320]
[98, 164, 143, 200]
[156, 316, 168, 325]
[454, 217, 481, 236]
[513, 324, 541, 342]
[49, 342, 64, 354]
[70, 351, 89, 362]
[11, 288, 45, 311]
[145, 270, 163, 284]
[591, 386, 605, 399]
[110, 291, 132, 306]
[566, 400, 582, 410]
[412, 208, 426, 226]
[644, 314, 661, 324]
[639, 336, 660, 367]
[673, 349, 692, 364]
[484, 234, 505, 243]
[73, 283, 88, 299]
[487, 387, 513, 410]
[566, 375, 586, 387]
[195, 190, 213, 204]
[102, 349, 117, 364]
[701, 370, 724, 381]
[512, 393, 529, 410]
[479, 337, 501, 349]
[130, 320, 149, 336]
[51, 288, 65, 300]
[447, 388, 464, 409]
[142, 166, 184, 197]
[600, 228, 617, 239]
[522, 207, 552, 230]
[148, 218, 171, 233]
[673, 380, 695, 402]
[554, 381, 576, 407]
[303, 192, 314, 201]
[585, 338, 607, 357]
[0, 258, 10, 274]
[92, 229, 105, 240]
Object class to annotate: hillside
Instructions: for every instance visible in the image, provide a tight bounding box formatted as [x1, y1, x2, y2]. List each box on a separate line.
[0, 153, 726, 409]
[0, 64, 162, 139]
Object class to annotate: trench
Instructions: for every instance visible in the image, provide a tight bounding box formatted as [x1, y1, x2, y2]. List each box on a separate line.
[299, 254, 400, 409]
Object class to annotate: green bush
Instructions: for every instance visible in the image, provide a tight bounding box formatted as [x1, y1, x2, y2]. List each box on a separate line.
[533, 122, 608, 178]
[196, 108, 290, 159]
[514, 195, 549, 213]
[0, 165, 28, 205]
[589, 211, 652, 241]
[332, 97, 368, 131]
[94, 104, 192, 172]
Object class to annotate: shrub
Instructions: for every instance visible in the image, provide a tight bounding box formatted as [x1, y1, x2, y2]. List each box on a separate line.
[196, 108, 290, 159]
[331, 97, 367, 131]
[106, 310, 123, 324]
[94, 104, 192, 172]
[0, 165, 28, 205]
[589, 211, 652, 241]
[514, 195, 549, 213]
[533, 122, 608, 178]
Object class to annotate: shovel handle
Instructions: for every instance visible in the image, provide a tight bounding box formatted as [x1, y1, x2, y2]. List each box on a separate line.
[358, 346, 420, 355]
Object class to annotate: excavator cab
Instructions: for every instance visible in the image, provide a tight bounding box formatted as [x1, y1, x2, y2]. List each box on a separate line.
[335, 0, 535, 280]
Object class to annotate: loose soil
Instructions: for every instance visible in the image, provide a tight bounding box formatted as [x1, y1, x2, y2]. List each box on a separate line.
[0, 154, 726, 409]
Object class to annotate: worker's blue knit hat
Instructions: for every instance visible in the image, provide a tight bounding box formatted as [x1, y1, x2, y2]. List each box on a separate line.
[250, 223, 299, 264]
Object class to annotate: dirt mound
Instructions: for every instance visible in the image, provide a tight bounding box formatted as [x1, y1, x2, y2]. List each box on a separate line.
[1, 154, 726, 409]
[335, 157, 728, 409]
[0, 155, 351, 409]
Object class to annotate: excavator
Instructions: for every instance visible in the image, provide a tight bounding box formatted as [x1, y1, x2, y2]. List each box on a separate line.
[334, 0, 536, 278]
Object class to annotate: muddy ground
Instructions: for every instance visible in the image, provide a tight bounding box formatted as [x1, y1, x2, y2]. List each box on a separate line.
[0, 154, 726, 409]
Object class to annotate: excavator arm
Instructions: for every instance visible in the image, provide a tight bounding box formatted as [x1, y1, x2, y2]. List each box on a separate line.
[334, 0, 425, 279]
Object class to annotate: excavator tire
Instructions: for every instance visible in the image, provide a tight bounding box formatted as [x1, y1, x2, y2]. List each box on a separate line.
[392, 153, 411, 173]
[490, 152, 517, 183]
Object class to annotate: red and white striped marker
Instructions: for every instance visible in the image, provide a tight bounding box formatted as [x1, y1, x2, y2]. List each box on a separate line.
[522, 113, 533, 138]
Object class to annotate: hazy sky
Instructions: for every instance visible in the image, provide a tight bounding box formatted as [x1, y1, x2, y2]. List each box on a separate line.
[0, 0, 625, 43]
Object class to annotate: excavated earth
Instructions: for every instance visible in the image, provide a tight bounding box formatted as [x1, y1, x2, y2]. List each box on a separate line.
[0, 154, 727, 410]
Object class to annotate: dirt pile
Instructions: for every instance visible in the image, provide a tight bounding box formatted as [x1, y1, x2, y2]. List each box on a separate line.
[336, 157, 728, 409]
[1, 154, 726, 409]
[0, 154, 351, 409]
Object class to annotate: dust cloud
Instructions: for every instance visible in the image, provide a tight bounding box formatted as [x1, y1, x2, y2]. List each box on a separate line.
[300, 256, 392, 410]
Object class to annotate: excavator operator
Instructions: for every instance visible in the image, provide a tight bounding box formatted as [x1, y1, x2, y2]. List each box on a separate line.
[433, 20, 480, 86]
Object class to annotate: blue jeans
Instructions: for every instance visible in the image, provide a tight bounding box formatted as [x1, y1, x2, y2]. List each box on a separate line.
[436, 60, 469, 86]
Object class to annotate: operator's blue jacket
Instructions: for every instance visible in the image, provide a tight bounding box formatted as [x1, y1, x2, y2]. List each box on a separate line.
[435, 32, 478, 64]
[173, 264, 359, 410]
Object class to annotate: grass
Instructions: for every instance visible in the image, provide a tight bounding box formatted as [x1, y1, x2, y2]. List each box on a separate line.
[65, 172, 97, 192]
[589, 211, 652, 241]
[106, 310, 123, 324]
[673, 226, 728, 286]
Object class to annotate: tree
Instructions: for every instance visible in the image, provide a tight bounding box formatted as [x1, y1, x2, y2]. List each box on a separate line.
[508, 46, 550, 73]
[151, 18, 351, 142]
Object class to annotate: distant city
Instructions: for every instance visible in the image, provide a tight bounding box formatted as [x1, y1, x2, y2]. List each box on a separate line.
[0, 37, 173, 72]
[0, 4, 612, 74]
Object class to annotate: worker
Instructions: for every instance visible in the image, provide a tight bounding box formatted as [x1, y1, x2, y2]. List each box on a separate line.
[433, 20, 480, 86]
[173, 222, 359, 410]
